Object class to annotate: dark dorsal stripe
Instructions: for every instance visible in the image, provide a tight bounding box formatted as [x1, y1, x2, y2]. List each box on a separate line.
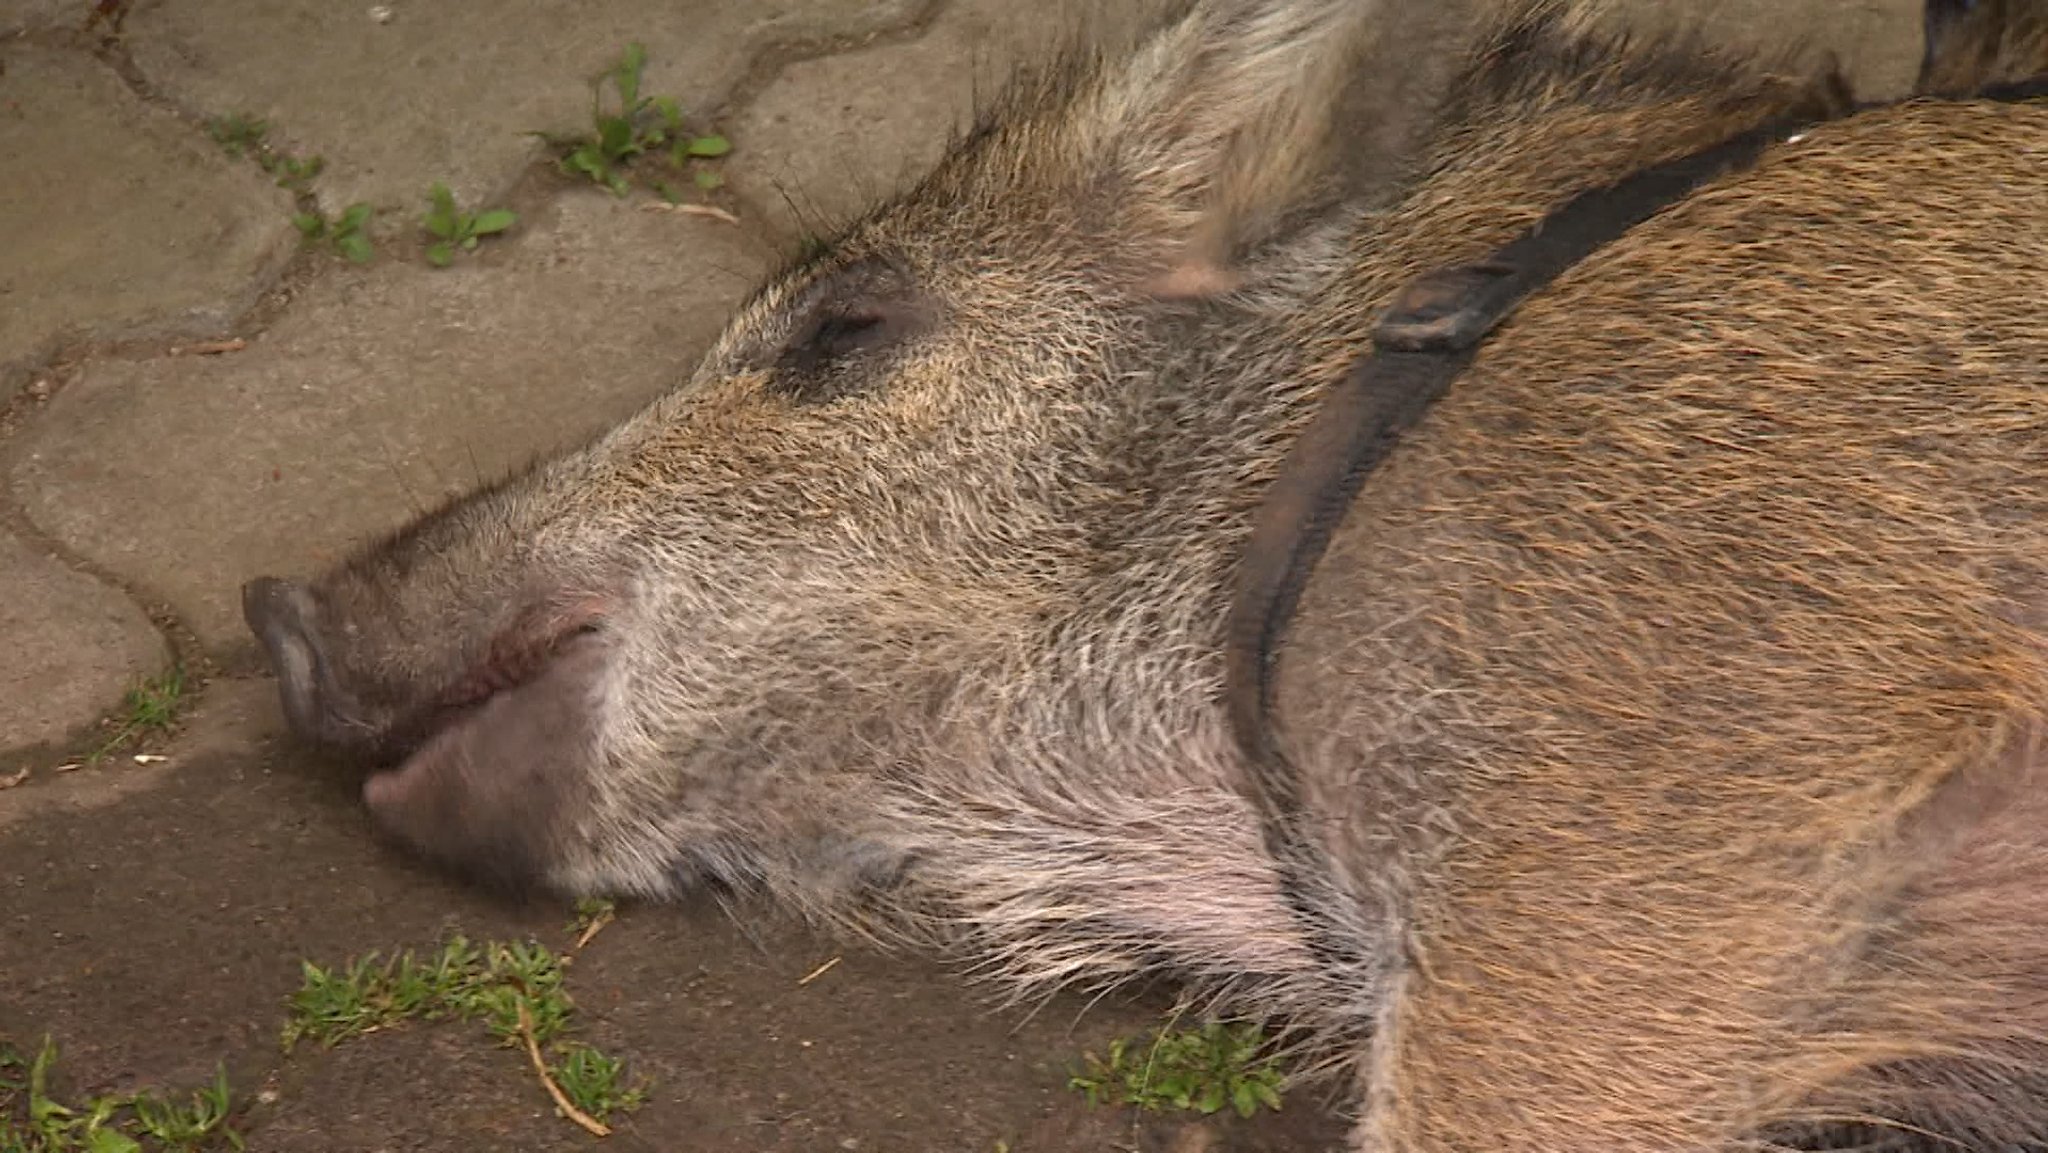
[1980, 73, 2048, 103]
[1223, 75, 2047, 974]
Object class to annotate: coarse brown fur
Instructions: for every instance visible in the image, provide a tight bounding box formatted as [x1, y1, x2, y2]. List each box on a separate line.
[243, 1, 2048, 1148]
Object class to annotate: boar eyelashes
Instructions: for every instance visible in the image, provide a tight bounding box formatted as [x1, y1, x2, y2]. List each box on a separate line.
[795, 311, 891, 363]
[769, 257, 930, 404]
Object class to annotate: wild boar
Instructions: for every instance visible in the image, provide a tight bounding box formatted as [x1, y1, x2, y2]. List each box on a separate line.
[244, 0, 2048, 1147]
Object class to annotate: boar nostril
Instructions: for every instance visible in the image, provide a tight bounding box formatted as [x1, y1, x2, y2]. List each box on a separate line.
[242, 577, 305, 643]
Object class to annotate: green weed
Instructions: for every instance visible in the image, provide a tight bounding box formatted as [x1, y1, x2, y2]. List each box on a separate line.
[541, 43, 731, 195]
[264, 154, 326, 195]
[202, 113, 325, 193]
[282, 936, 578, 1051]
[87, 666, 186, 763]
[420, 183, 517, 267]
[0, 1038, 241, 1152]
[283, 935, 647, 1129]
[125, 1069, 237, 1151]
[1068, 1020, 1287, 1120]
[280, 936, 481, 1051]
[292, 203, 375, 264]
[547, 1044, 646, 1122]
[567, 898, 616, 940]
[201, 114, 267, 159]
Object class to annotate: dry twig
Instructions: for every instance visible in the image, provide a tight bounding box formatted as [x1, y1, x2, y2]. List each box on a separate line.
[640, 202, 740, 225]
[170, 339, 249, 357]
[517, 1000, 610, 1137]
[574, 906, 616, 951]
[797, 956, 841, 987]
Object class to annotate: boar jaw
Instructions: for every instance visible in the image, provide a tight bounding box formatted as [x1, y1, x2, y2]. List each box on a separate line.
[360, 629, 611, 890]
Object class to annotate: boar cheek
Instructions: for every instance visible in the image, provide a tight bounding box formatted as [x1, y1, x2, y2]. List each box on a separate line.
[362, 634, 609, 893]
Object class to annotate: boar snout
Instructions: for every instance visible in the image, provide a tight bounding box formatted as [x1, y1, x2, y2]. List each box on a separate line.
[242, 576, 370, 753]
[244, 566, 621, 891]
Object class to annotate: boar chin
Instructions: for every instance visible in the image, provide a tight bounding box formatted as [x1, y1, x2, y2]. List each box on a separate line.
[242, 575, 608, 892]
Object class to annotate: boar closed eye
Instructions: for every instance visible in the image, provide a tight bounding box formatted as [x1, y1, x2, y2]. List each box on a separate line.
[768, 257, 930, 402]
[793, 310, 892, 366]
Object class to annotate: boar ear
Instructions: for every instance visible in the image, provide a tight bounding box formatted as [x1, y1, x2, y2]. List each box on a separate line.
[1920, 0, 1990, 92]
[1091, 0, 1459, 295]
[1917, 0, 2048, 95]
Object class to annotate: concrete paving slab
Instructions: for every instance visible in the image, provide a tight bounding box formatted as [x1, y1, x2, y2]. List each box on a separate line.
[7, 189, 770, 656]
[729, 0, 1174, 237]
[0, 45, 296, 397]
[2, 0, 76, 35]
[1615, 0, 1924, 99]
[124, 0, 925, 219]
[0, 529, 166, 759]
[0, 677, 269, 834]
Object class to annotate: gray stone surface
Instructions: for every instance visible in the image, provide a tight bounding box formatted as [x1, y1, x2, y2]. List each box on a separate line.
[0, 0, 75, 35]
[125, 0, 925, 218]
[0, 529, 167, 757]
[1616, 0, 1924, 99]
[729, 0, 1170, 236]
[8, 190, 767, 653]
[0, 678, 271, 833]
[0, 45, 296, 396]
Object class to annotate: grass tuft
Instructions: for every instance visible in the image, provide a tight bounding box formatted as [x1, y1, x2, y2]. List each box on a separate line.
[283, 934, 648, 1128]
[87, 666, 186, 764]
[535, 43, 732, 196]
[1068, 1019, 1287, 1120]
[0, 1038, 242, 1152]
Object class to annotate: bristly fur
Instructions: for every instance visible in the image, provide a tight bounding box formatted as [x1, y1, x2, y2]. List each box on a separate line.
[243, 1, 2048, 1150]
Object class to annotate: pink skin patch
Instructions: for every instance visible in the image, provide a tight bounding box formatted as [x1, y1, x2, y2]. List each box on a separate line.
[437, 592, 616, 711]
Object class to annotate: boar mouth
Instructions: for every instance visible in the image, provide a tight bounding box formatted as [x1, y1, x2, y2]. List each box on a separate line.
[241, 576, 608, 756]
[242, 576, 611, 888]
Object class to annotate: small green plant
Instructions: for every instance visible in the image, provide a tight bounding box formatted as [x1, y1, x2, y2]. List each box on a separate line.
[202, 114, 267, 159]
[265, 154, 325, 194]
[292, 203, 375, 264]
[0, 1037, 242, 1152]
[282, 936, 578, 1052]
[544, 43, 731, 195]
[125, 1069, 237, 1151]
[283, 936, 647, 1130]
[202, 113, 325, 193]
[281, 936, 480, 1051]
[569, 898, 615, 933]
[420, 183, 517, 266]
[465, 940, 572, 1047]
[88, 666, 186, 763]
[1068, 1020, 1287, 1121]
[547, 1043, 645, 1121]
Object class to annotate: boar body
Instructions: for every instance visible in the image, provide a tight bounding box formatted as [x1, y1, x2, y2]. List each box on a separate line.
[246, 1, 2048, 1148]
